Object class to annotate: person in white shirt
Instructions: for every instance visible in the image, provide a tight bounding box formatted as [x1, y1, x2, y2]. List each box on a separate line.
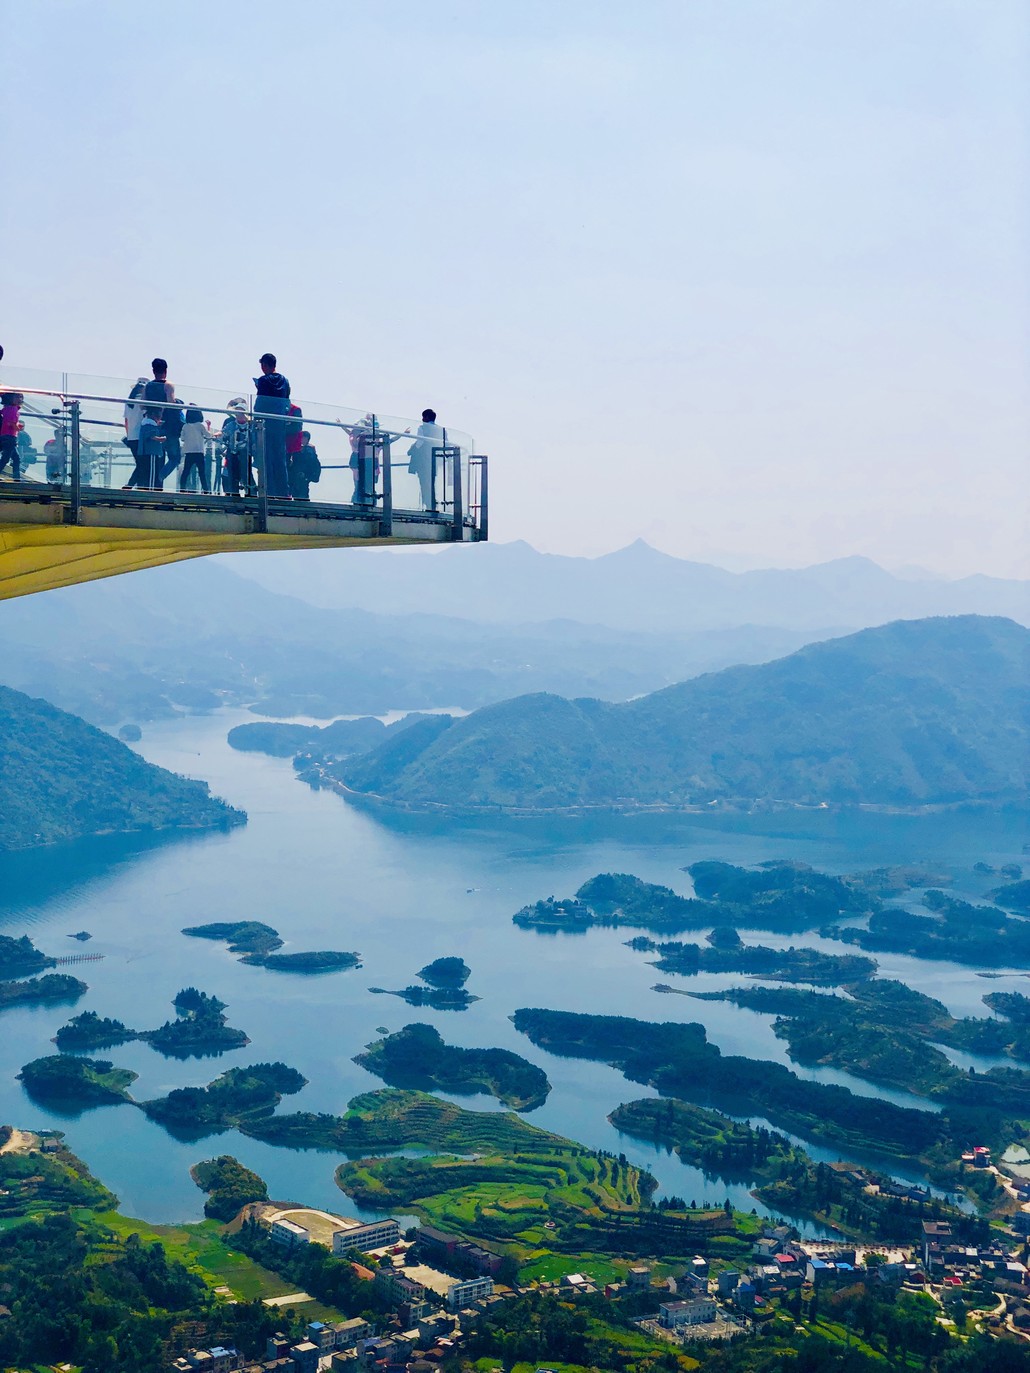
[180, 405, 210, 493]
[407, 408, 444, 510]
[121, 378, 147, 489]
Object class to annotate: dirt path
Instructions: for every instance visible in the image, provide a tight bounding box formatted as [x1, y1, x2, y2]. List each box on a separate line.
[0, 1128, 39, 1155]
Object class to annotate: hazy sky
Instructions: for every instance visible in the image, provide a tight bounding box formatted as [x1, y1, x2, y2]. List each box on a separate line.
[4, 0, 1027, 576]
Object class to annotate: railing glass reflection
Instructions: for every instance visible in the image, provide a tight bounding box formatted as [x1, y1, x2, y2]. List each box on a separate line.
[0, 365, 485, 538]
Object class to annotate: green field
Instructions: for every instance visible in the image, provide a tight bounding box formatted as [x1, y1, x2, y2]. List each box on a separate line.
[91, 1208, 342, 1318]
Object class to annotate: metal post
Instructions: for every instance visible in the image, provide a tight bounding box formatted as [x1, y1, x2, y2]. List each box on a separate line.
[379, 424, 393, 538]
[451, 444, 464, 535]
[474, 455, 488, 540]
[68, 401, 81, 524]
[255, 406, 268, 533]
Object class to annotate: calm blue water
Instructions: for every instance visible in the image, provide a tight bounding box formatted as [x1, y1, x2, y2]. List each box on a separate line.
[0, 710, 1025, 1234]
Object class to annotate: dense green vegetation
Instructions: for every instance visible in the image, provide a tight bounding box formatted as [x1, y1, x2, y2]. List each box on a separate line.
[141, 1063, 307, 1140]
[512, 1008, 946, 1159]
[256, 949, 361, 972]
[0, 682, 245, 851]
[689, 981, 1030, 1105]
[632, 934, 875, 984]
[191, 1155, 269, 1221]
[248, 1086, 564, 1154]
[54, 1009, 136, 1049]
[609, 1099, 978, 1243]
[228, 713, 421, 759]
[0, 971, 86, 1008]
[354, 1022, 551, 1110]
[0, 1204, 305, 1373]
[183, 920, 283, 956]
[836, 894, 1030, 968]
[459, 1287, 1030, 1373]
[993, 879, 1030, 914]
[370, 981, 480, 1009]
[339, 616, 1030, 810]
[183, 920, 359, 973]
[420, 955, 472, 986]
[18, 1054, 137, 1107]
[54, 987, 249, 1058]
[337, 1140, 663, 1267]
[517, 863, 879, 937]
[0, 1135, 116, 1217]
[0, 932, 56, 974]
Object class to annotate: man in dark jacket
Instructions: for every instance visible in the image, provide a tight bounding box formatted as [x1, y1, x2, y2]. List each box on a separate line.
[253, 352, 291, 499]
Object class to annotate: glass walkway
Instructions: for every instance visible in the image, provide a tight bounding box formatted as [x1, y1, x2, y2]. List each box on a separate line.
[0, 365, 487, 599]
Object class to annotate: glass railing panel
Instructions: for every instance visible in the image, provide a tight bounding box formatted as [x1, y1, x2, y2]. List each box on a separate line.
[0, 365, 483, 532]
[281, 399, 372, 508]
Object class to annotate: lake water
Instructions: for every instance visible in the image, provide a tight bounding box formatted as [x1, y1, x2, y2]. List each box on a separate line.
[0, 710, 1026, 1234]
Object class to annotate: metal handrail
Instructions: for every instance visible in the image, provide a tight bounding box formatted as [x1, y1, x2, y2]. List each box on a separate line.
[0, 375, 488, 538]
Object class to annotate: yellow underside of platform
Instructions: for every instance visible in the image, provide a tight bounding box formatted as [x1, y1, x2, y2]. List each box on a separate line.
[0, 524, 366, 600]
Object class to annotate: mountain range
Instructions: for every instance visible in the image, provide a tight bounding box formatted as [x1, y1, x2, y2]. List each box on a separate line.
[226, 540, 1030, 633]
[0, 685, 243, 852]
[0, 560, 833, 724]
[335, 616, 1030, 813]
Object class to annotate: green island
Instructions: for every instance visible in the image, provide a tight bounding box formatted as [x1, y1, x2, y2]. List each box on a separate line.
[993, 879, 1030, 914]
[183, 919, 360, 973]
[420, 954, 472, 986]
[608, 1099, 981, 1245]
[370, 982, 480, 1009]
[183, 919, 284, 957]
[370, 953, 480, 1009]
[54, 1009, 137, 1049]
[630, 932, 876, 984]
[141, 1062, 308, 1141]
[0, 971, 87, 1008]
[515, 862, 878, 937]
[354, 1022, 551, 1110]
[191, 1154, 269, 1221]
[687, 980, 1030, 1107]
[835, 890, 1030, 968]
[247, 1086, 558, 1153]
[53, 986, 250, 1058]
[18, 1054, 138, 1108]
[0, 932, 57, 976]
[511, 1008, 949, 1162]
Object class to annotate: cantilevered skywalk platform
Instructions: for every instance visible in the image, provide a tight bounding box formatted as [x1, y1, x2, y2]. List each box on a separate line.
[0, 366, 486, 599]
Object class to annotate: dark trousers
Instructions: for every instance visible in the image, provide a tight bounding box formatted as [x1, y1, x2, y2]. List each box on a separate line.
[160, 430, 182, 481]
[222, 451, 246, 495]
[0, 434, 20, 479]
[134, 429, 163, 489]
[124, 438, 139, 488]
[260, 417, 290, 498]
[181, 453, 210, 493]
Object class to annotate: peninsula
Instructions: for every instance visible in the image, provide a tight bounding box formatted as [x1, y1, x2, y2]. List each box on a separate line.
[0, 682, 244, 851]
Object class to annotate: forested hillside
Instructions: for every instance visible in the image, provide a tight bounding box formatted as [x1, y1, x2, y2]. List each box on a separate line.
[0, 686, 244, 851]
[339, 616, 1030, 811]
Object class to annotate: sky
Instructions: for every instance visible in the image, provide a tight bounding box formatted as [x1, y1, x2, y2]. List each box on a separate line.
[3, 0, 1028, 577]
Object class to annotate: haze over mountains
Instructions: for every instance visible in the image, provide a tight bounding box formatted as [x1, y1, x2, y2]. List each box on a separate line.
[0, 560, 832, 724]
[227, 541, 1030, 633]
[337, 616, 1030, 813]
